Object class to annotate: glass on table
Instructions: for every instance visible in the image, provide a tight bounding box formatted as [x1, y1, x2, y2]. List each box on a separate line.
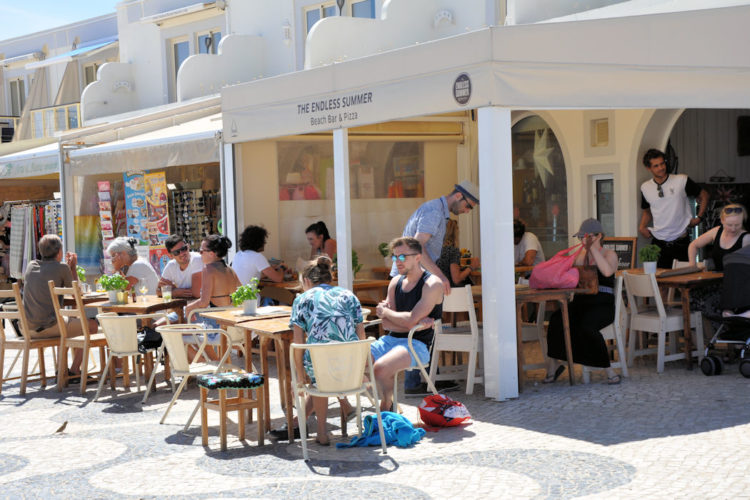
[161, 284, 172, 301]
[139, 280, 149, 303]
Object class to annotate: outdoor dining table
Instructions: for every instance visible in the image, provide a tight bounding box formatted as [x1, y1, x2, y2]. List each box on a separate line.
[622, 268, 723, 370]
[515, 285, 591, 390]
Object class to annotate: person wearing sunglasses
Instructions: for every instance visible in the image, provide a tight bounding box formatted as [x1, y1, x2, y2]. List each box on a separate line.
[639, 148, 710, 268]
[372, 237, 444, 411]
[159, 234, 203, 298]
[688, 204, 749, 272]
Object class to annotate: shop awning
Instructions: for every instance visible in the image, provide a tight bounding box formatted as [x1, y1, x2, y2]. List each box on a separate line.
[0, 141, 60, 179]
[26, 37, 118, 70]
[68, 113, 222, 175]
[222, 5, 750, 143]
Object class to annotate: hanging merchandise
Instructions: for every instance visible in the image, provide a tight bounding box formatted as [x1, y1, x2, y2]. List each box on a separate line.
[123, 171, 150, 245]
[144, 172, 170, 245]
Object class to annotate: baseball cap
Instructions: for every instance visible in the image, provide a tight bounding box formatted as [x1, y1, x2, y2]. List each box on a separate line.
[574, 218, 603, 237]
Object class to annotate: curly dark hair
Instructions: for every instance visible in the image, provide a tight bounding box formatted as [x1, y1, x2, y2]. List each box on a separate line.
[203, 234, 232, 259]
[238, 225, 268, 252]
[642, 148, 665, 168]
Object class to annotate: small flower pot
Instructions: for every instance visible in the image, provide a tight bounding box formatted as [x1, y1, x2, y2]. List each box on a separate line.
[643, 261, 657, 274]
[107, 290, 118, 303]
[242, 299, 258, 315]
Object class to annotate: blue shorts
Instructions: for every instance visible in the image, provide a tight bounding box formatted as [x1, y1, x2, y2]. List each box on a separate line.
[370, 335, 430, 367]
[181, 315, 222, 345]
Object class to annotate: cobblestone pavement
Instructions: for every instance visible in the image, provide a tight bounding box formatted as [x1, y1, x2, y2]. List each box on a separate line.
[1, 346, 749, 499]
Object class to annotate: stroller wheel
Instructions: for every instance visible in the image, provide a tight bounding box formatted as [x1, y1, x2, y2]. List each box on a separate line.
[701, 356, 717, 376]
[740, 359, 750, 379]
[715, 355, 724, 375]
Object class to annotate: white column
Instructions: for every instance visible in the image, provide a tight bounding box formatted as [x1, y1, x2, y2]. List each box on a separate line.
[333, 128, 353, 290]
[478, 106, 518, 400]
[220, 139, 238, 263]
[59, 144, 75, 253]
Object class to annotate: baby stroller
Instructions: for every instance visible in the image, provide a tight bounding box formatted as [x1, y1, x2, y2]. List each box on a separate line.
[701, 244, 750, 378]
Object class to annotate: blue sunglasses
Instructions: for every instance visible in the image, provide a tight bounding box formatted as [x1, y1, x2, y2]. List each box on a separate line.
[391, 253, 419, 262]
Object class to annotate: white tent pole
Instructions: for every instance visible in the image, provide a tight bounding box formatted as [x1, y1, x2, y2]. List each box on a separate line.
[333, 128, 352, 291]
[220, 137, 237, 263]
[478, 106, 518, 401]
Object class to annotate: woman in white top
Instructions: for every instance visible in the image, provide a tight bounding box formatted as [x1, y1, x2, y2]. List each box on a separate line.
[232, 225, 285, 285]
[107, 237, 159, 294]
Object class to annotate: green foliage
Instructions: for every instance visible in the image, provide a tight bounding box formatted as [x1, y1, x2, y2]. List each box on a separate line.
[638, 244, 661, 263]
[76, 266, 86, 283]
[231, 278, 260, 306]
[377, 242, 390, 258]
[98, 274, 129, 291]
[333, 250, 362, 277]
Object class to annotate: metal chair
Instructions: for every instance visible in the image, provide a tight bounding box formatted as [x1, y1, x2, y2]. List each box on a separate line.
[428, 285, 483, 394]
[393, 323, 439, 412]
[290, 338, 387, 461]
[582, 275, 629, 383]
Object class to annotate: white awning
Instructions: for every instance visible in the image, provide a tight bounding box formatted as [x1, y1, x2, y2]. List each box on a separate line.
[1, 51, 43, 68]
[26, 37, 118, 70]
[68, 113, 222, 175]
[0, 141, 60, 179]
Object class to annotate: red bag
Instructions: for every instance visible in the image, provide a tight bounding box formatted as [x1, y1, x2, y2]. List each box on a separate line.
[418, 394, 471, 427]
[529, 243, 583, 290]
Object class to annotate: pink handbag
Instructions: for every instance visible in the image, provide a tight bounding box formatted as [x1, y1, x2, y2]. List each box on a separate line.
[529, 243, 584, 289]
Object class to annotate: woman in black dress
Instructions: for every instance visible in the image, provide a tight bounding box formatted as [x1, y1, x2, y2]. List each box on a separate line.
[544, 219, 622, 384]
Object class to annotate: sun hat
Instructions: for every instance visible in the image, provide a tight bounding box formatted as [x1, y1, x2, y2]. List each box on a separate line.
[574, 218, 603, 237]
[454, 180, 479, 204]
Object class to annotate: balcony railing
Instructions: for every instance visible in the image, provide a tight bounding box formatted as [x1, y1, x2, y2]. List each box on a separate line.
[29, 103, 81, 139]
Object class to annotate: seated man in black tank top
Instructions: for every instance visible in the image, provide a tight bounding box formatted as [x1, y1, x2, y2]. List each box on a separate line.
[372, 237, 444, 412]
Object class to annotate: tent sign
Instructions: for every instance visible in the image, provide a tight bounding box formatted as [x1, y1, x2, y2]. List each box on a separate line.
[297, 91, 374, 128]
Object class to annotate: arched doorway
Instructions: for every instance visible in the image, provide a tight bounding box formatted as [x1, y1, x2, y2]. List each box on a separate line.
[511, 115, 568, 258]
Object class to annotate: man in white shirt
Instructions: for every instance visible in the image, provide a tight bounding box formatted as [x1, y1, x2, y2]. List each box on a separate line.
[159, 235, 203, 298]
[514, 219, 545, 266]
[639, 149, 709, 268]
[232, 225, 285, 285]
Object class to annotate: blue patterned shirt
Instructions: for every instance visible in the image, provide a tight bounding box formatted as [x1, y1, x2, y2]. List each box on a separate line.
[289, 284, 363, 379]
[391, 196, 450, 276]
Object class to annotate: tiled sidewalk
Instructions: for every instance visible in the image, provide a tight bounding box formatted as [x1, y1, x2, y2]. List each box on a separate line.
[1, 347, 749, 499]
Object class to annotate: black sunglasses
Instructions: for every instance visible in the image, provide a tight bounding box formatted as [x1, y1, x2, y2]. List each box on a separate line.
[460, 194, 476, 210]
[171, 245, 189, 256]
[657, 184, 664, 198]
[723, 206, 742, 215]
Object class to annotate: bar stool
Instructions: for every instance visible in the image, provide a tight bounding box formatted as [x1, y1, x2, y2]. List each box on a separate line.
[197, 371, 265, 451]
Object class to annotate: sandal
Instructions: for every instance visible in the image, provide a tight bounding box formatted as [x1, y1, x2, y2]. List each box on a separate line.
[542, 365, 565, 384]
[607, 375, 621, 385]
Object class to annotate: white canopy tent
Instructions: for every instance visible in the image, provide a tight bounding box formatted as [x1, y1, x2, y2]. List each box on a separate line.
[0, 141, 60, 179]
[222, 5, 750, 401]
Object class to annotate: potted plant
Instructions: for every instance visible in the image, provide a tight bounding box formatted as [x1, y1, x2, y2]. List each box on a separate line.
[639, 244, 661, 274]
[76, 266, 87, 292]
[232, 278, 260, 315]
[378, 242, 391, 268]
[98, 274, 130, 303]
[333, 250, 363, 278]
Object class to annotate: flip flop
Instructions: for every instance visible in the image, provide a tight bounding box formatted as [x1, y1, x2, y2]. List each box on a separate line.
[607, 374, 621, 385]
[542, 365, 565, 384]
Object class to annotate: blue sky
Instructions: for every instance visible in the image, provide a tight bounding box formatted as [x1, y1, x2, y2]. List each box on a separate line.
[0, 0, 120, 41]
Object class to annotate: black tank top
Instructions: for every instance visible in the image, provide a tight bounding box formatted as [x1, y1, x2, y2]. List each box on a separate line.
[712, 225, 749, 271]
[390, 271, 443, 347]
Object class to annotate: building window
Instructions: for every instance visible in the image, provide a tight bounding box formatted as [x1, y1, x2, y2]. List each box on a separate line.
[172, 39, 190, 79]
[83, 63, 100, 87]
[9, 79, 26, 116]
[512, 115, 568, 257]
[351, 0, 375, 18]
[305, 2, 337, 34]
[197, 31, 222, 54]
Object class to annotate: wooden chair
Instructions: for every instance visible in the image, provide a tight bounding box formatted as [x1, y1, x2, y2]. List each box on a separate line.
[197, 371, 265, 451]
[0, 284, 58, 395]
[428, 285, 483, 395]
[48, 280, 108, 394]
[260, 286, 296, 306]
[290, 338, 387, 461]
[665, 260, 693, 307]
[582, 275, 629, 383]
[623, 271, 704, 373]
[520, 301, 547, 372]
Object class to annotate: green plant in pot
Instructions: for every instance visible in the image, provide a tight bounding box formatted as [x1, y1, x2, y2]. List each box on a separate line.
[639, 244, 661, 274]
[98, 274, 130, 303]
[232, 278, 260, 315]
[333, 250, 363, 278]
[378, 242, 391, 268]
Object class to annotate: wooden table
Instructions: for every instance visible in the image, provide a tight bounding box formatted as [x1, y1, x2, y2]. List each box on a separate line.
[624, 268, 723, 369]
[515, 287, 589, 389]
[64, 292, 109, 307]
